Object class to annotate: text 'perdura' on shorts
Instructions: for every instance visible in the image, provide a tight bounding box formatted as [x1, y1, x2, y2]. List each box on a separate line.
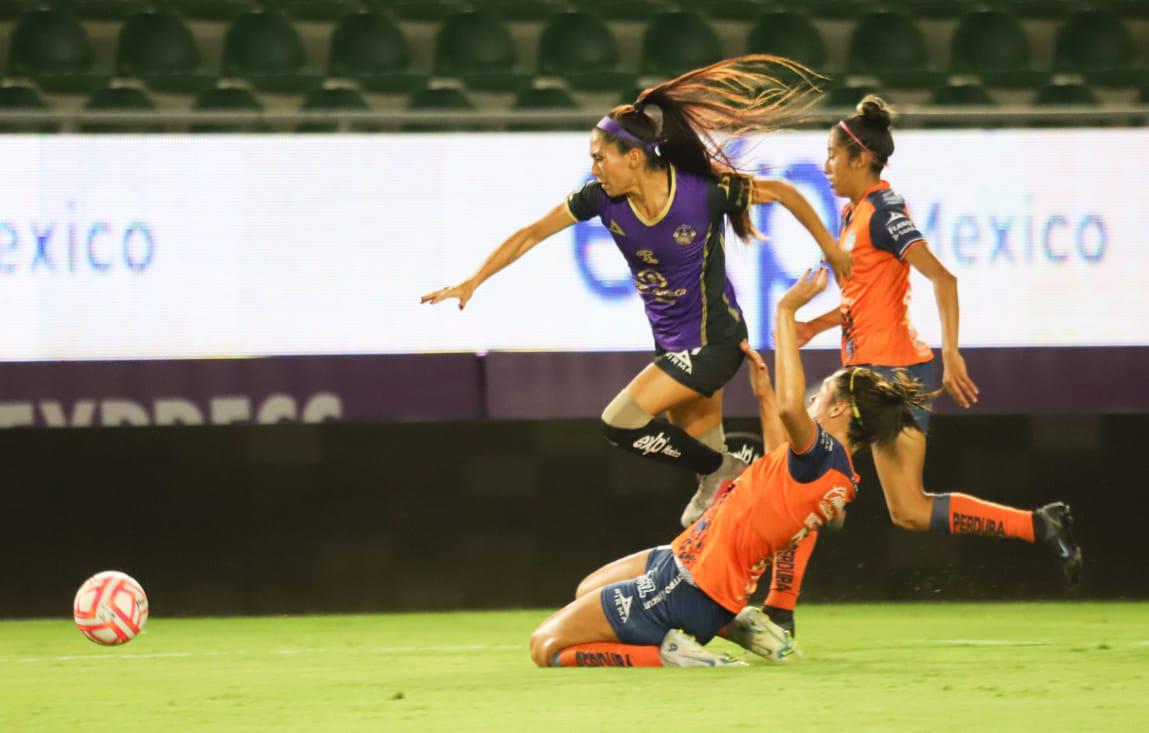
[857, 360, 940, 432]
[652, 322, 749, 398]
[599, 546, 735, 646]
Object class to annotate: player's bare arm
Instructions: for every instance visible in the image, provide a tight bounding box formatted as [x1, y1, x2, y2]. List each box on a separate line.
[745, 347, 787, 452]
[752, 178, 852, 282]
[904, 243, 979, 408]
[420, 203, 574, 310]
[774, 267, 829, 450]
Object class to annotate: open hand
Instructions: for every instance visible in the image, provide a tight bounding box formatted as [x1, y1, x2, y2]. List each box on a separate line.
[941, 350, 979, 408]
[778, 267, 829, 312]
[420, 280, 476, 310]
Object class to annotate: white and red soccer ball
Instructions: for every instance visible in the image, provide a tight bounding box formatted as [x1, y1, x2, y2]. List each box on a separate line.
[73, 571, 149, 645]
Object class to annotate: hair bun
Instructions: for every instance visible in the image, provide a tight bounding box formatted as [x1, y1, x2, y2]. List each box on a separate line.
[856, 94, 894, 130]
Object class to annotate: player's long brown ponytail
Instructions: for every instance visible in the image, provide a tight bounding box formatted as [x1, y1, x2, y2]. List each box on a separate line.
[593, 55, 824, 243]
[839, 367, 933, 448]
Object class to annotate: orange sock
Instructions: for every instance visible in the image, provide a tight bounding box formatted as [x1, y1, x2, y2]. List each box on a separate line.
[552, 642, 663, 668]
[764, 531, 819, 611]
[931, 493, 1035, 542]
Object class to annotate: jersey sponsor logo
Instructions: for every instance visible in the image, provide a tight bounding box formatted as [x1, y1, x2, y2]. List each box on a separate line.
[635, 571, 657, 598]
[612, 588, 633, 623]
[952, 512, 1007, 537]
[673, 223, 697, 246]
[772, 548, 796, 592]
[641, 570, 686, 611]
[843, 230, 857, 252]
[632, 432, 683, 458]
[885, 211, 907, 225]
[664, 348, 700, 375]
[574, 651, 635, 667]
[609, 220, 626, 237]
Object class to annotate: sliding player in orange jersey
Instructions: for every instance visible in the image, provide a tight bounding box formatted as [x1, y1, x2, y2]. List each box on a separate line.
[528, 268, 931, 667]
[755, 96, 1082, 640]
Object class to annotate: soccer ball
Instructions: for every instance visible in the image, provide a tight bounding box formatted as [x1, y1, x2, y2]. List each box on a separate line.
[73, 571, 149, 645]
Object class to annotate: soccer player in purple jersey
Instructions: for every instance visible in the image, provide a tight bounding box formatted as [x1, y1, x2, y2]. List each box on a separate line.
[422, 56, 852, 525]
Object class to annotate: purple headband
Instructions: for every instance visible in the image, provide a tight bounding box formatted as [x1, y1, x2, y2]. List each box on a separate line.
[596, 116, 658, 150]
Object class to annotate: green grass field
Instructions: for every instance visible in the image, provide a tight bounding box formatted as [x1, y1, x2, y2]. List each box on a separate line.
[3, 603, 1147, 732]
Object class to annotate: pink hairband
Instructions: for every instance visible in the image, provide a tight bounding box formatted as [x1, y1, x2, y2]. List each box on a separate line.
[838, 120, 889, 168]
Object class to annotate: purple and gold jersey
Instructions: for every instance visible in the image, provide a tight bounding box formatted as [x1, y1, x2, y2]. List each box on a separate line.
[565, 166, 750, 352]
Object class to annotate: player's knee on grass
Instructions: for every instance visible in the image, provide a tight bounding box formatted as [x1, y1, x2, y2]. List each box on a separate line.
[529, 627, 560, 668]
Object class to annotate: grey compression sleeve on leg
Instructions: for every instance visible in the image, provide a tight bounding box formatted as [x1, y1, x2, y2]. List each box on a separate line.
[694, 423, 726, 453]
[601, 391, 654, 429]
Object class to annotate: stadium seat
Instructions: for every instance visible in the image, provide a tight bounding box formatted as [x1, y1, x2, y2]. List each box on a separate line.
[950, 8, 1043, 88]
[585, 0, 678, 21]
[271, 0, 361, 22]
[116, 10, 214, 94]
[190, 84, 267, 133]
[0, 0, 37, 22]
[641, 11, 721, 77]
[177, 0, 257, 21]
[328, 11, 426, 93]
[791, 0, 870, 19]
[699, 1, 778, 21]
[1033, 80, 1099, 128]
[297, 85, 372, 133]
[847, 9, 941, 88]
[1007, 0, 1072, 20]
[931, 82, 995, 106]
[824, 84, 882, 110]
[537, 10, 634, 92]
[221, 10, 321, 93]
[927, 82, 995, 128]
[405, 85, 476, 132]
[387, 0, 473, 22]
[893, 0, 976, 20]
[476, 0, 572, 22]
[434, 11, 529, 91]
[81, 85, 160, 133]
[746, 9, 827, 72]
[69, 0, 153, 21]
[1053, 9, 1143, 87]
[509, 85, 579, 131]
[0, 83, 53, 133]
[7, 8, 107, 93]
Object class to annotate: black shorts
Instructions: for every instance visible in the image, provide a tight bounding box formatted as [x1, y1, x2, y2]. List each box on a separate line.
[653, 325, 748, 398]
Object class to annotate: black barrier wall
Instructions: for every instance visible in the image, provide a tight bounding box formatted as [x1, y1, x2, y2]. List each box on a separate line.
[2, 414, 1145, 618]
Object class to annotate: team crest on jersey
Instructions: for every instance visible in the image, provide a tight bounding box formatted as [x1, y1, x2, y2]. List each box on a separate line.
[843, 230, 857, 252]
[673, 224, 697, 246]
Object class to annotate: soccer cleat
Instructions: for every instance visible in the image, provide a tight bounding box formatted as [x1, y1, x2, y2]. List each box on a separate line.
[681, 453, 748, 527]
[1035, 502, 1082, 584]
[659, 629, 748, 668]
[725, 606, 801, 662]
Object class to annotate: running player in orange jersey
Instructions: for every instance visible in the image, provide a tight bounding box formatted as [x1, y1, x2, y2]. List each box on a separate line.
[528, 268, 931, 668]
[755, 96, 1083, 640]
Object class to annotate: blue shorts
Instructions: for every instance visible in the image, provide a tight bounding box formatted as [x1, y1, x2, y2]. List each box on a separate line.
[858, 361, 940, 431]
[599, 546, 735, 646]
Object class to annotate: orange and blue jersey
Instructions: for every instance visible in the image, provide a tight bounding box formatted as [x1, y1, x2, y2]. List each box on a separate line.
[837, 180, 933, 368]
[670, 425, 859, 613]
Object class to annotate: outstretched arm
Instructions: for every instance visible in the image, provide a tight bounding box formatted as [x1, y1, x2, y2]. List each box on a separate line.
[904, 244, 979, 408]
[420, 203, 575, 309]
[743, 343, 787, 453]
[752, 179, 852, 282]
[774, 268, 830, 451]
